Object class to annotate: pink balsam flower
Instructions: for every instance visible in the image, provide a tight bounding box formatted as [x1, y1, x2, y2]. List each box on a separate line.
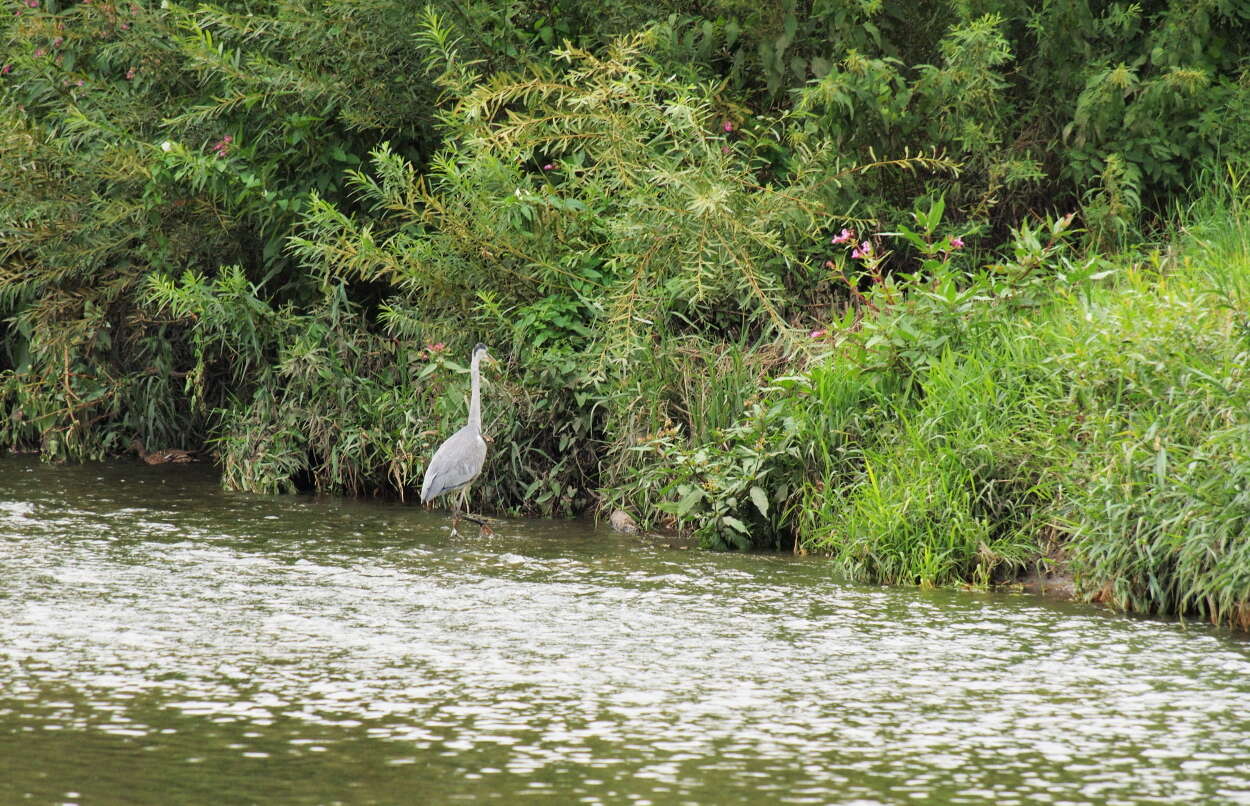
[831, 228, 854, 245]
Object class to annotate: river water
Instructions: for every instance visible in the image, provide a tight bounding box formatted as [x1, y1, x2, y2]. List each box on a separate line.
[3, 457, 1250, 804]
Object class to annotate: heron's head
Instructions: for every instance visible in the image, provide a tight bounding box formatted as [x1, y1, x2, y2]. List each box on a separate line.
[473, 343, 498, 365]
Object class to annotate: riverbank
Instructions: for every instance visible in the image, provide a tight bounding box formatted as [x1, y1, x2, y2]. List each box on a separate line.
[834, 187, 1250, 628]
[4, 189, 1248, 629]
[609, 184, 1250, 628]
[6, 187, 1249, 629]
[4, 2, 1249, 628]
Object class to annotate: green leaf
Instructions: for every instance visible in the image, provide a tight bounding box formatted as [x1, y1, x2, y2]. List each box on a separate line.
[676, 488, 704, 517]
[722, 515, 748, 534]
[926, 195, 945, 231]
[749, 485, 769, 517]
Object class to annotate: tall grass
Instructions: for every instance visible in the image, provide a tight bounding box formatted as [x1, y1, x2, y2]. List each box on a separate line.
[790, 175, 1250, 626]
[1057, 173, 1250, 628]
[618, 173, 1250, 626]
[802, 338, 1064, 587]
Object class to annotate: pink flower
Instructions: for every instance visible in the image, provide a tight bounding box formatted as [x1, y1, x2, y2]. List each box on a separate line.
[125, 66, 135, 79]
[542, 163, 555, 171]
[823, 260, 835, 269]
[721, 146, 730, 154]
[1, 64, 11, 75]
[33, 48, 44, 58]
[429, 342, 446, 353]
[851, 241, 872, 260]
[25, 0, 38, 8]
[949, 235, 964, 249]
[810, 329, 828, 339]
[831, 228, 854, 245]
[75, 79, 84, 86]
[52, 36, 63, 47]
[120, 22, 129, 29]
[722, 120, 734, 133]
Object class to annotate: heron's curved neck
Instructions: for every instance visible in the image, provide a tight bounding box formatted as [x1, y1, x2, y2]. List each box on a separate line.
[467, 352, 482, 433]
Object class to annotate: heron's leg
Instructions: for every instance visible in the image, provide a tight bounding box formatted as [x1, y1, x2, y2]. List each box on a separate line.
[454, 487, 492, 535]
[449, 492, 462, 537]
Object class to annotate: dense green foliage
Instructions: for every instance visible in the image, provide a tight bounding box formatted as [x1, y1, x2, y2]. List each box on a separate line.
[627, 179, 1250, 629]
[1063, 181, 1250, 629]
[4, 0, 1250, 624]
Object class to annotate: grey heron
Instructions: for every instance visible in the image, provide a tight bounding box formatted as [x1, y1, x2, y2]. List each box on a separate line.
[420, 343, 496, 534]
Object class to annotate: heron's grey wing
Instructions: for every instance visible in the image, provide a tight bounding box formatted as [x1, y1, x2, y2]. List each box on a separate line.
[420, 427, 488, 503]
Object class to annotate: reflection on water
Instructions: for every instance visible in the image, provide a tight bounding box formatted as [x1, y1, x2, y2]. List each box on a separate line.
[3, 456, 1250, 804]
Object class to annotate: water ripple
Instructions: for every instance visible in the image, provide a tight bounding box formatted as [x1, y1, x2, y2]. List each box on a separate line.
[3, 457, 1250, 804]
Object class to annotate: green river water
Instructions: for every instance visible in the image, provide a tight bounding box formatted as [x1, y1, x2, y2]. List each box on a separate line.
[3, 456, 1250, 804]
